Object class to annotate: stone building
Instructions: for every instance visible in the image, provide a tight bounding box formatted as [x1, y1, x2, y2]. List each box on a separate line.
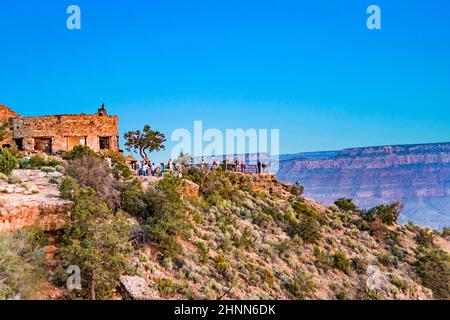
[0, 103, 119, 154]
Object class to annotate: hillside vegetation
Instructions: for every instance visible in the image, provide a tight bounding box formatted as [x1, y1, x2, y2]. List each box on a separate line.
[0, 148, 449, 300]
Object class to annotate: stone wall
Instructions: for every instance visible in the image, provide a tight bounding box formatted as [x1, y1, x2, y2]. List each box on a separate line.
[11, 113, 119, 153]
[0, 104, 20, 147]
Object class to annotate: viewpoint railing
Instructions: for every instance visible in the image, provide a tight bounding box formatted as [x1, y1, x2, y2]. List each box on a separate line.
[186, 163, 263, 174]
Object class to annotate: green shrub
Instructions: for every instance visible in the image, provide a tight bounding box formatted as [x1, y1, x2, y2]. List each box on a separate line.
[352, 256, 369, 274]
[0, 227, 47, 299]
[121, 179, 146, 215]
[103, 150, 132, 180]
[66, 154, 120, 208]
[27, 155, 46, 168]
[157, 278, 179, 297]
[414, 246, 450, 299]
[390, 275, 406, 291]
[183, 166, 205, 185]
[313, 247, 334, 271]
[0, 148, 18, 176]
[334, 198, 357, 212]
[63, 145, 98, 160]
[414, 228, 434, 247]
[59, 177, 80, 200]
[363, 202, 402, 225]
[332, 251, 351, 275]
[335, 290, 349, 300]
[196, 241, 209, 263]
[377, 252, 397, 267]
[285, 271, 316, 299]
[291, 215, 322, 244]
[214, 254, 229, 273]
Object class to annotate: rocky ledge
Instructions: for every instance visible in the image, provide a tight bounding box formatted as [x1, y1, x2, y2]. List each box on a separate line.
[0, 169, 73, 232]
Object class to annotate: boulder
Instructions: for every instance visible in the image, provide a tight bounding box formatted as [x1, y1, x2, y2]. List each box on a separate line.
[119, 275, 152, 300]
[181, 179, 199, 198]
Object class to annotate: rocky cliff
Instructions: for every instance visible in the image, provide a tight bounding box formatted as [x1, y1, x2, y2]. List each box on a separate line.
[277, 143, 450, 230]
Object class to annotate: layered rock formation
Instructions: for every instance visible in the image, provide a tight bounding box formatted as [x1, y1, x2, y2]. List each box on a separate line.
[277, 143, 450, 230]
[0, 169, 72, 232]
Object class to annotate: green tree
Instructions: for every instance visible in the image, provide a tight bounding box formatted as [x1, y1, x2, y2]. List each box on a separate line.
[364, 202, 403, 225]
[124, 125, 166, 165]
[415, 245, 450, 299]
[61, 187, 131, 300]
[334, 198, 358, 212]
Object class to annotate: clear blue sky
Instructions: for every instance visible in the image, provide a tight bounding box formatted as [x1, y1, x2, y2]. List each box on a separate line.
[0, 0, 449, 162]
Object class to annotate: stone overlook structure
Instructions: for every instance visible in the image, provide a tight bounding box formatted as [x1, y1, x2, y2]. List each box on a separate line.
[0, 103, 119, 154]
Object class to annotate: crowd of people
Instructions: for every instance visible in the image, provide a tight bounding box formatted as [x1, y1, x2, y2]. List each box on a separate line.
[135, 157, 267, 177]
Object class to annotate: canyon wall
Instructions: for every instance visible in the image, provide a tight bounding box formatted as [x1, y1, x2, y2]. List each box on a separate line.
[277, 143, 450, 230]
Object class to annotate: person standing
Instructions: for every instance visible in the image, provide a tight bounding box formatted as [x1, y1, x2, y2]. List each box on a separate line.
[240, 158, 246, 173]
[257, 160, 262, 174]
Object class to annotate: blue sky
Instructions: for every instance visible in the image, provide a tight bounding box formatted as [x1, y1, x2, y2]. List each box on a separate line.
[0, 0, 449, 162]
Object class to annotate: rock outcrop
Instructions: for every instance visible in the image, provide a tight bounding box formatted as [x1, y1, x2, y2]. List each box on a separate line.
[119, 275, 153, 300]
[0, 169, 72, 232]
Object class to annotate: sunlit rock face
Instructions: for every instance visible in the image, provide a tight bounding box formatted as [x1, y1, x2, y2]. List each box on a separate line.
[277, 143, 450, 230]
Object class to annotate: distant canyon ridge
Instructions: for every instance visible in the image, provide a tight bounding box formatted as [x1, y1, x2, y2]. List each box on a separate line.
[276, 142, 450, 230]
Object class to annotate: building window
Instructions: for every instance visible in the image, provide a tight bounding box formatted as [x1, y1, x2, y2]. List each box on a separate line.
[99, 137, 110, 150]
[34, 138, 52, 154]
[67, 136, 86, 151]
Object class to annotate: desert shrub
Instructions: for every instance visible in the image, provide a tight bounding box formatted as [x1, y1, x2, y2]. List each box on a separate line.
[121, 179, 146, 215]
[285, 271, 316, 299]
[377, 252, 397, 267]
[66, 154, 120, 208]
[0, 148, 18, 176]
[334, 198, 357, 212]
[60, 187, 131, 300]
[63, 145, 98, 160]
[103, 150, 132, 180]
[258, 268, 275, 287]
[235, 227, 255, 249]
[352, 256, 369, 274]
[414, 228, 434, 247]
[289, 201, 322, 243]
[353, 218, 370, 231]
[390, 244, 405, 261]
[291, 215, 322, 244]
[0, 226, 47, 299]
[27, 155, 46, 168]
[390, 275, 406, 291]
[441, 227, 450, 239]
[196, 241, 209, 263]
[49, 176, 59, 184]
[198, 169, 246, 206]
[363, 202, 402, 225]
[214, 254, 230, 273]
[332, 251, 351, 275]
[289, 181, 304, 197]
[59, 176, 80, 200]
[46, 159, 62, 167]
[157, 278, 179, 297]
[183, 166, 205, 185]
[335, 290, 349, 300]
[414, 246, 450, 299]
[313, 247, 334, 271]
